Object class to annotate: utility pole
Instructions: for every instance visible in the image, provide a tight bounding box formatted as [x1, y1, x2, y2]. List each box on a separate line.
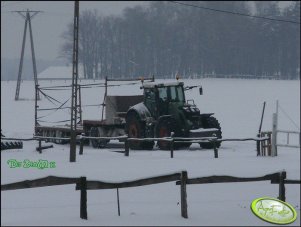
[70, 1, 79, 162]
[13, 9, 42, 101]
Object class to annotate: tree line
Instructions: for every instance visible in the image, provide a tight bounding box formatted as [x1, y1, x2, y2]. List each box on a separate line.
[60, 1, 300, 80]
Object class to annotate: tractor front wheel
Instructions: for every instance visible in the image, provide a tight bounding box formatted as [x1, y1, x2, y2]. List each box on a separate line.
[199, 116, 222, 149]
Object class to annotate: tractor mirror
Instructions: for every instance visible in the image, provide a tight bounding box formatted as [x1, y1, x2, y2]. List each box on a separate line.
[199, 87, 203, 95]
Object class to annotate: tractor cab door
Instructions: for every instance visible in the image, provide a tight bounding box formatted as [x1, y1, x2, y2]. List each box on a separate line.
[144, 88, 158, 118]
[157, 87, 169, 116]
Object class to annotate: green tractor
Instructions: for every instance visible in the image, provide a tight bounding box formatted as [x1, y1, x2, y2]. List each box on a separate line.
[125, 81, 222, 150]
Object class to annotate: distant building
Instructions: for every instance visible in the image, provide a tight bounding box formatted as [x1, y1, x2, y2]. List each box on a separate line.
[38, 66, 84, 80]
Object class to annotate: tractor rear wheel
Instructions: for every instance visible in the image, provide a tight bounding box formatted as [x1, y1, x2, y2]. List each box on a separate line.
[199, 116, 222, 149]
[126, 114, 154, 150]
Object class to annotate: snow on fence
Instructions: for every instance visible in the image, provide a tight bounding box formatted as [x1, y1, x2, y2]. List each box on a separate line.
[1, 171, 300, 220]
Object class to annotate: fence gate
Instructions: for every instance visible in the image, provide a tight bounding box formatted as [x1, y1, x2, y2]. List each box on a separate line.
[271, 100, 300, 156]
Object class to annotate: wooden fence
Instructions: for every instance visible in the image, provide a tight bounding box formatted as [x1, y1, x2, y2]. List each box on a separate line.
[2, 171, 300, 221]
[123, 136, 270, 158]
[2, 134, 270, 159]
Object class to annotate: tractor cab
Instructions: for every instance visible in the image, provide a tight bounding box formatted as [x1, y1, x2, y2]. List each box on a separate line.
[142, 81, 186, 119]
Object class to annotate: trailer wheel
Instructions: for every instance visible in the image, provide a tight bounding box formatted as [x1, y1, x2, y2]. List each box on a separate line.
[90, 127, 109, 148]
[54, 130, 62, 144]
[45, 130, 50, 142]
[126, 113, 154, 150]
[199, 116, 222, 149]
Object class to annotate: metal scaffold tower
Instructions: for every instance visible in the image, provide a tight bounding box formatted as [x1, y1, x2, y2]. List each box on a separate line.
[70, 1, 79, 162]
[13, 9, 42, 101]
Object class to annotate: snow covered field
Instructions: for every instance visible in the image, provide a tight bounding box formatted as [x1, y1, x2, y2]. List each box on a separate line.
[1, 78, 300, 226]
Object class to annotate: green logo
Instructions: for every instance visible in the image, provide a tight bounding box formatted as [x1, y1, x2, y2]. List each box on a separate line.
[7, 159, 56, 170]
[251, 197, 297, 225]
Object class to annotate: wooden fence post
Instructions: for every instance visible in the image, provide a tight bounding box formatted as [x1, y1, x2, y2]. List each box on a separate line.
[79, 133, 84, 155]
[278, 171, 286, 202]
[256, 134, 261, 156]
[117, 188, 120, 216]
[180, 171, 188, 218]
[125, 139, 129, 156]
[38, 139, 42, 154]
[267, 132, 272, 156]
[80, 177, 88, 220]
[213, 140, 218, 158]
[272, 113, 278, 157]
[170, 139, 174, 158]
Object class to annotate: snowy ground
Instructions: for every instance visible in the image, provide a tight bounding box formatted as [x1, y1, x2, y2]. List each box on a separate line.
[1, 78, 300, 226]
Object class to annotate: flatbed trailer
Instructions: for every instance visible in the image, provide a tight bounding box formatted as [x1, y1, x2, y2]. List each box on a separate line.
[35, 125, 84, 144]
[34, 77, 154, 146]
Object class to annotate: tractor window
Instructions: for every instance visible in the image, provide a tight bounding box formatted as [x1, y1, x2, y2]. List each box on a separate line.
[169, 86, 185, 102]
[177, 86, 185, 102]
[145, 88, 155, 100]
[158, 87, 168, 101]
[170, 87, 177, 101]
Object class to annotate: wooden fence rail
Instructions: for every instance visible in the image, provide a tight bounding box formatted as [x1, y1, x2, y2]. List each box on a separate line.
[1, 171, 299, 221]
[1, 137, 36, 141]
[75, 173, 181, 190]
[283, 179, 301, 184]
[1, 176, 79, 191]
[125, 136, 270, 159]
[175, 172, 279, 185]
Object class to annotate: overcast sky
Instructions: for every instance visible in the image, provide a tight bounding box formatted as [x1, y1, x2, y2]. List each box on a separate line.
[1, 1, 148, 60]
[1, 1, 292, 61]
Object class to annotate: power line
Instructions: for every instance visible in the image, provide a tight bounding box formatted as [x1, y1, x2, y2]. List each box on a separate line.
[278, 104, 300, 130]
[168, 1, 300, 25]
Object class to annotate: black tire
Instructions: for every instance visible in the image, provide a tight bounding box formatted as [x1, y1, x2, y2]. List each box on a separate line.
[90, 127, 109, 148]
[1, 141, 23, 150]
[199, 116, 222, 149]
[60, 132, 69, 145]
[126, 113, 154, 150]
[156, 118, 191, 150]
[45, 130, 50, 143]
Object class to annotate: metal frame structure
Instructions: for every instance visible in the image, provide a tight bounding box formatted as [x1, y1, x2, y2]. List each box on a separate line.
[101, 76, 155, 121]
[13, 9, 41, 101]
[70, 1, 79, 162]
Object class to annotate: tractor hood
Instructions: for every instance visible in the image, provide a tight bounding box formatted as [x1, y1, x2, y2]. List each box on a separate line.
[180, 104, 200, 115]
